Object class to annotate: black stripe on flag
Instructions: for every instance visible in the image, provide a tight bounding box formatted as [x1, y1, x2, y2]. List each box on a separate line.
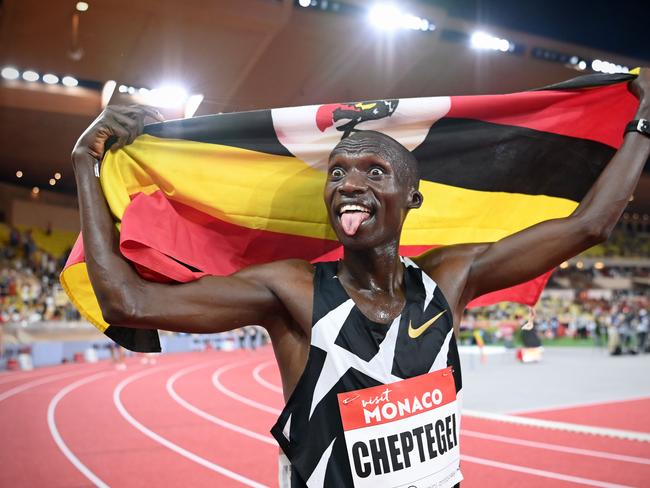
[536, 72, 635, 91]
[105, 325, 161, 353]
[144, 109, 293, 157]
[413, 118, 615, 202]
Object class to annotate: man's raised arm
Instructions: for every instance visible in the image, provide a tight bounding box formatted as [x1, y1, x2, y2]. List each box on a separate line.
[71, 106, 303, 333]
[419, 70, 650, 308]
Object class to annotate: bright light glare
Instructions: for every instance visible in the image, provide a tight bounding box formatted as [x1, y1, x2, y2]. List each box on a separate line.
[118, 84, 127, 93]
[298, 0, 311, 6]
[368, 4, 434, 32]
[16, 170, 23, 178]
[43, 73, 59, 84]
[144, 84, 188, 108]
[49, 178, 56, 186]
[76, 2, 89, 12]
[54, 172, 62, 180]
[1, 67, 20, 80]
[470, 31, 511, 52]
[184, 94, 204, 118]
[22, 70, 39, 82]
[62, 76, 78, 87]
[591, 59, 629, 74]
[578, 60, 587, 70]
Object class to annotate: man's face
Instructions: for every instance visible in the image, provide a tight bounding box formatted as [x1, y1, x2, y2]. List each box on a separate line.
[324, 136, 419, 249]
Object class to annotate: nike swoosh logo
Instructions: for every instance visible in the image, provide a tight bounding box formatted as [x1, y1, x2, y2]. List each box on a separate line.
[342, 394, 359, 405]
[408, 309, 447, 339]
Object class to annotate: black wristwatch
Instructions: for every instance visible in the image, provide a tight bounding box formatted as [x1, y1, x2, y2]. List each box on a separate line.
[624, 118, 650, 137]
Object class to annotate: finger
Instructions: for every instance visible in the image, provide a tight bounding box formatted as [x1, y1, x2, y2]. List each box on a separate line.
[118, 104, 165, 122]
[108, 124, 131, 151]
[108, 111, 140, 145]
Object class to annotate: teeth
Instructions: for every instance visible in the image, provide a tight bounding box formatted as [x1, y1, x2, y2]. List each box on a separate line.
[340, 204, 370, 215]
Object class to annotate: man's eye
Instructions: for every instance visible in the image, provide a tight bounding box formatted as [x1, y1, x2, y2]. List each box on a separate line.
[369, 167, 384, 177]
[331, 168, 345, 178]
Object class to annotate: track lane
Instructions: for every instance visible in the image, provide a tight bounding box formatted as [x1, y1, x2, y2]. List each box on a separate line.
[115, 350, 275, 487]
[6, 349, 650, 488]
[52, 353, 238, 488]
[167, 361, 276, 446]
[252, 360, 283, 395]
[47, 371, 114, 488]
[0, 363, 109, 487]
[517, 397, 650, 433]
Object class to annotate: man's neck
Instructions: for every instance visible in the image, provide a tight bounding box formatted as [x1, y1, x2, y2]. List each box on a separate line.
[339, 240, 404, 294]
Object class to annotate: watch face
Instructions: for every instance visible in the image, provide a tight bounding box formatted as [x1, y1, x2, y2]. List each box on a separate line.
[641, 119, 650, 133]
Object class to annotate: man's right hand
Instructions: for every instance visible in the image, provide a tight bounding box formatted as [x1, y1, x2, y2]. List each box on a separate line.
[72, 105, 164, 162]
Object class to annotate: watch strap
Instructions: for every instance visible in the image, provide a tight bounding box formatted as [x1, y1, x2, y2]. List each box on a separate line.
[624, 118, 650, 136]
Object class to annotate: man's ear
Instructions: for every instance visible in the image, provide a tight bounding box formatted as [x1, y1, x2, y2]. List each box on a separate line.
[408, 190, 423, 209]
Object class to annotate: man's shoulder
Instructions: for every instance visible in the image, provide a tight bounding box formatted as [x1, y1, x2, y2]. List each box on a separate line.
[412, 242, 489, 274]
[234, 258, 315, 288]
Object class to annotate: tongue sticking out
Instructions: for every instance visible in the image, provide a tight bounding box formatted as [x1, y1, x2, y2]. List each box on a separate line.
[341, 211, 370, 236]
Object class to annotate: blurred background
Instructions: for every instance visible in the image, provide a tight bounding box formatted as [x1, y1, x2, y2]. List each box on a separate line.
[1, 2, 649, 487]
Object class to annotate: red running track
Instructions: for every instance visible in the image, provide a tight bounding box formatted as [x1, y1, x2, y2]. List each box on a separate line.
[1, 346, 649, 487]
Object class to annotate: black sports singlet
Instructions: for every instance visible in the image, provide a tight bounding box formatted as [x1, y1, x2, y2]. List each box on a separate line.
[271, 257, 463, 487]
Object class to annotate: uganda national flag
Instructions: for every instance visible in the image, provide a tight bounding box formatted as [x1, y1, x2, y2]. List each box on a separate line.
[61, 72, 640, 352]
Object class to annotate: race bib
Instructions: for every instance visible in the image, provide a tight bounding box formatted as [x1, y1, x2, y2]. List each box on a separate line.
[337, 367, 462, 488]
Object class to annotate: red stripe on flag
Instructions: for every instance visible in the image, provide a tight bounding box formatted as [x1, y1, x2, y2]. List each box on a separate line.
[118, 191, 341, 280]
[448, 83, 638, 148]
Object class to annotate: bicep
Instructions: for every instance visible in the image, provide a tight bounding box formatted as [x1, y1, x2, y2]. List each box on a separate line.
[465, 215, 599, 300]
[127, 270, 284, 334]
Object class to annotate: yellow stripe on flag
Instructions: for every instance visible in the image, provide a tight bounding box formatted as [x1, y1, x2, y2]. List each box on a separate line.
[102, 135, 577, 246]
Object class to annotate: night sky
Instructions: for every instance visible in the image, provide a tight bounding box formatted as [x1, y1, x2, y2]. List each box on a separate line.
[425, 0, 650, 62]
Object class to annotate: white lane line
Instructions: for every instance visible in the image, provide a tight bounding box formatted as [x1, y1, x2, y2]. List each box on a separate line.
[167, 362, 276, 446]
[462, 429, 650, 465]
[0, 368, 68, 385]
[0, 368, 98, 403]
[47, 371, 113, 488]
[508, 395, 650, 416]
[463, 409, 650, 442]
[212, 362, 282, 416]
[461, 454, 633, 488]
[114, 365, 269, 488]
[252, 361, 283, 395]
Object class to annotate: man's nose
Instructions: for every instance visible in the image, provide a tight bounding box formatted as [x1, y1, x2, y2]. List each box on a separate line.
[338, 171, 367, 195]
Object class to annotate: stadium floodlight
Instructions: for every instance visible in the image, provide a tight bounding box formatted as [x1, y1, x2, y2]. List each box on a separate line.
[49, 178, 56, 186]
[54, 172, 62, 180]
[62, 76, 78, 87]
[2, 67, 20, 80]
[578, 60, 587, 70]
[76, 2, 89, 12]
[16, 170, 23, 178]
[369, 4, 401, 30]
[144, 84, 188, 108]
[298, 0, 311, 7]
[368, 4, 434, 32]
[43, 73, 59, 84]
[118, 84, 128, 93]
[470, 31, 512, 52]
[591, 59, 629, 74]
[22, 70, 39, 82]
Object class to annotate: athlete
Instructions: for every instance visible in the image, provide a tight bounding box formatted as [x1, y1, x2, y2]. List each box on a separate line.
[71, 70, 649, 486]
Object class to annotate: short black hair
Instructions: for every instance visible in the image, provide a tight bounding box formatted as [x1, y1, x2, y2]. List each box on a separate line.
[329, 130, 420, 191]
